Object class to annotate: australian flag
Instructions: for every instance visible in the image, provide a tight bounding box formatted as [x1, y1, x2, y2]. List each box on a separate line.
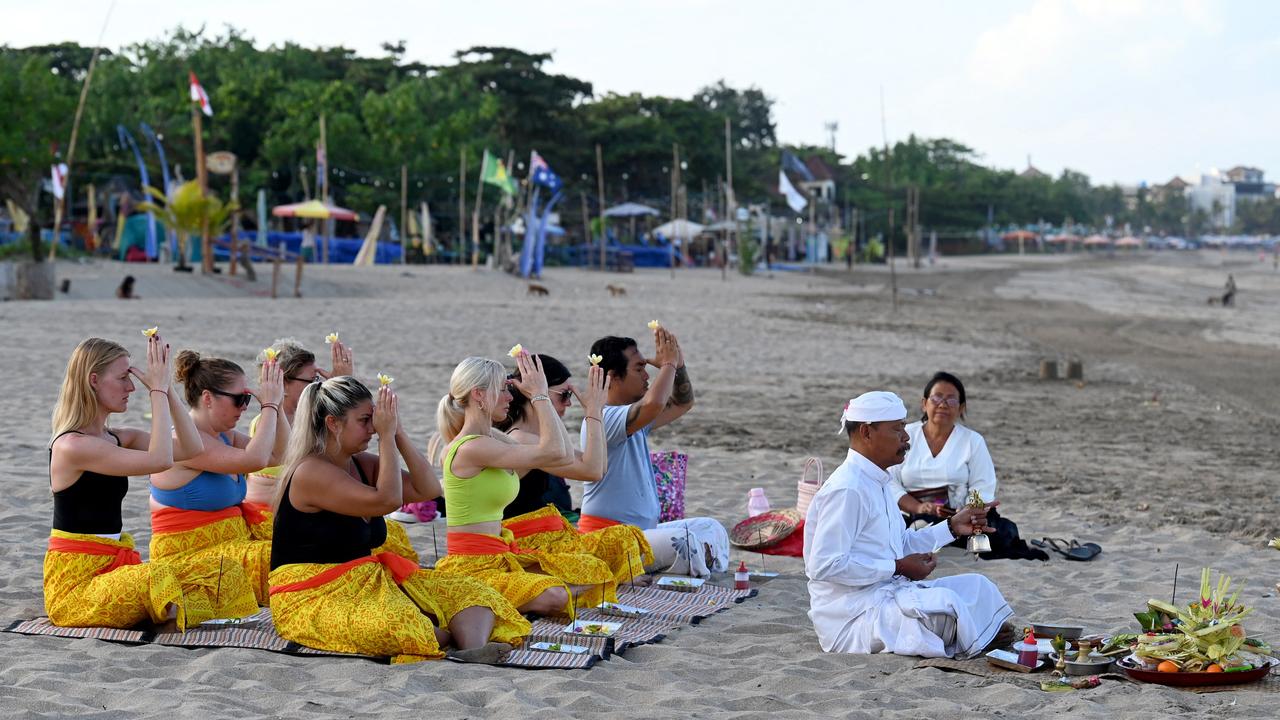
[529, 150, 563, 191]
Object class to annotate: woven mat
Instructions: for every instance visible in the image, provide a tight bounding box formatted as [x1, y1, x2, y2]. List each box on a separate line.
[913, 657, 1280, 693]
[3, 577, 758, 670]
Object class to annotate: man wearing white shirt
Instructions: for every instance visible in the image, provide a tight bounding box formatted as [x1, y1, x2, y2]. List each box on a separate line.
[804, 391, 1015, 658]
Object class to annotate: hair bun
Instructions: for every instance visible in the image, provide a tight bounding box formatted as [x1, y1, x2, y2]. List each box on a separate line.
[173, 349, 202, 384]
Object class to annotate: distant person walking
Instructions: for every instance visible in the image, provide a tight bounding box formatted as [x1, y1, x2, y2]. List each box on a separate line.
[1222, 274, 1237, 307]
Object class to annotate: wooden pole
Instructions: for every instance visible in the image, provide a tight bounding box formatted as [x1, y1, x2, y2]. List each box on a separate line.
[580, 191, 590, 265]
[193, 107, 212, 273]
[271, 257, 281, 298]
[319, 114, 329, 265]
[457, 148, 466, 265]
[670, 143, 678, 279]
[229, 166, 239, 275]
[724, 115, 734, 280]
[471, 153, 485, 269]
[596, 143, 606, 272]
[400, 164, 408, 265]
[48, 24, 107, 261]
[880, 86, 898, 310]
[294, 251, 304, 298]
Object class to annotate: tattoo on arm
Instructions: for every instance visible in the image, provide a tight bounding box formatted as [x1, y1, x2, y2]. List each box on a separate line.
[669, 367, 694, 406]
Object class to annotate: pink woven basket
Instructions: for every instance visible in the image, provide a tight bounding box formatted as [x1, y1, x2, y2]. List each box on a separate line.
[795, 457, 825, 516]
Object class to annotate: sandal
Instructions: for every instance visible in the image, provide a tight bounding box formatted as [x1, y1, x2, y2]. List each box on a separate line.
[1033, 537, 1101, 561]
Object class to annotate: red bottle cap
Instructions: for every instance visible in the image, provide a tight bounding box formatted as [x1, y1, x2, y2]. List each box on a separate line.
[737, 561, 748, 573]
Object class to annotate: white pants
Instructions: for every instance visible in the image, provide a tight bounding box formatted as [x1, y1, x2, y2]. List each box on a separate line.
[642, 517, 730, 578]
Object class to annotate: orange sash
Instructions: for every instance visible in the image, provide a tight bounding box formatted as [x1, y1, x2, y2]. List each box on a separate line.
[445, 532, 533, 556]
[46, 537, 142, 575]
[576, 514, 621, 534]
[152, 503, 270, 534]
[269, 552, 419, 596]
[505, 514, 566, 539]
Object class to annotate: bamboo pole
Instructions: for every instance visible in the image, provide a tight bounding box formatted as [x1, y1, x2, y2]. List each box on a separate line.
[229, 165, 239, 275]
[723, 116, 733, 280]
[457, 148, 466, 265]
[580, 191, 590, 266]
[319, 114, 329, 265]
[194, 107, 212, 273]
[400, 164, 408, 265]
[471, 153, 484, 269]
[48, 12, 109, 261]
[596, 143, 606, 271]
[670, 144, 678, 279]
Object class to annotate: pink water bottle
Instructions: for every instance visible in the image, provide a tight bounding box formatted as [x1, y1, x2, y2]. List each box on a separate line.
[747, 488, 771, 517]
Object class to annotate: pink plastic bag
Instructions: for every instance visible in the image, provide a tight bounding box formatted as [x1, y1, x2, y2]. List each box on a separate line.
[651, 451, 687, 523]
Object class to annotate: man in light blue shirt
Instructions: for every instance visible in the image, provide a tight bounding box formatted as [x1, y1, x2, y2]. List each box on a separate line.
[579, 327, 728, 576]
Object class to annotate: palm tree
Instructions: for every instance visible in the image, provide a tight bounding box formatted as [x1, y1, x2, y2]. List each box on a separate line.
[135, 181, 236, 271]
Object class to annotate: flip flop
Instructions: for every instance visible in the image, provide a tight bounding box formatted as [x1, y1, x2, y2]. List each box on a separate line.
[1036, 537, 1100, 561]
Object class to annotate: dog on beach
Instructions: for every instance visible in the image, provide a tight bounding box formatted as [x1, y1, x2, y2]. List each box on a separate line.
[527, 283, 550, 296]
[606, 284, 627, 297]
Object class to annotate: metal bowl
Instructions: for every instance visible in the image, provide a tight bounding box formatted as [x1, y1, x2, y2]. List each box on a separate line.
[1030, 623, 1085, 642]
[1049, 652, 1114, 676]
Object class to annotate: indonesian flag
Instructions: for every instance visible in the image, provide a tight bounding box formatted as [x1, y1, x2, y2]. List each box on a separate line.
[189, 71, 213, 117]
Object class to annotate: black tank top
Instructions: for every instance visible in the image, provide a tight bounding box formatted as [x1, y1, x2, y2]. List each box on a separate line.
[50, 430, 128, 535]
[270, 458, 388, 570]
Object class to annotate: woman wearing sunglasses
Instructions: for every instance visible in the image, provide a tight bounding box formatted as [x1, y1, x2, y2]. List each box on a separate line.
[495, 354, 653, 587]
[888, 371, 1046, 561]
[148, 349, 287, 606]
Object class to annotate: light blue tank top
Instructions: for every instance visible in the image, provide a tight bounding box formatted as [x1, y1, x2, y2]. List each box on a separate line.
[150, 433, 247, 511]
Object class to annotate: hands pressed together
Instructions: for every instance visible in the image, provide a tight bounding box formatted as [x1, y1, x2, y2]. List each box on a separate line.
[131, 333, 172, 393]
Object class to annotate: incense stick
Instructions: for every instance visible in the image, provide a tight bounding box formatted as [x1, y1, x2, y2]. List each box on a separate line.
[1171, 563, 1180, 606]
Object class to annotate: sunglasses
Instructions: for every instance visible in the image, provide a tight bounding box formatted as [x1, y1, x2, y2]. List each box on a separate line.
[210, 388, 253, 409]
[554, 389, 573, 403]
[286, 375, 322, 384]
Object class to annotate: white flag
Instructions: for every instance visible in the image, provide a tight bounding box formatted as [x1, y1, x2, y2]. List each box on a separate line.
[50, 163, 69, 200]
[779, 169, 807, 213]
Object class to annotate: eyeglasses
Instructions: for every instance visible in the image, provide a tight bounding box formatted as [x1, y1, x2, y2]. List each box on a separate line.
[928, 395, 960, 408]
[210, 388, 253, 409]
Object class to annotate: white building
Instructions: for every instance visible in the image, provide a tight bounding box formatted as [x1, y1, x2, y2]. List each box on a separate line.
[1186, 171, 1236, 229]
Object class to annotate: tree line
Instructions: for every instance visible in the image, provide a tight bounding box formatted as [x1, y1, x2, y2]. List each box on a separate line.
[3, 27, 1276, 259]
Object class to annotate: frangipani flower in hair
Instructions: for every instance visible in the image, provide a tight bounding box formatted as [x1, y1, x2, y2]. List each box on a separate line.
[263, 347, 279, 361]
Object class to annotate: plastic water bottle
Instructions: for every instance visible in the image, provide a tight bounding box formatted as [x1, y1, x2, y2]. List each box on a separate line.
[747, 488, 771, 517]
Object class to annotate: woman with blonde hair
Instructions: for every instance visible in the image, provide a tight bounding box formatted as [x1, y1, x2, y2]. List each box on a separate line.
[247, 337, 420, 562]
[45, 334, 257, 629]
[148, 349, 286, 607]
[434, 353, 615, 615]
[268, 377, 528, 663]
[496, 354, 654, 586]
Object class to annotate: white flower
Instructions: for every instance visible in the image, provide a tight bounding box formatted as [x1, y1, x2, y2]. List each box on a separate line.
[377, 373, 394, 386]
[507, 344, 524, 358]
[142, 327, 159, 337]
[325, 332, 339, 344]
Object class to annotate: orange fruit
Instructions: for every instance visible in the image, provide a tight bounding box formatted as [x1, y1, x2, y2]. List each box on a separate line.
[1206, 664, 1224, 672]
[1157, 660, 1180, 673]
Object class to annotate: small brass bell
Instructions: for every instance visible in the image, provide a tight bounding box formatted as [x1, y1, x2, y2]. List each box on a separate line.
[964, 490, 991, 553]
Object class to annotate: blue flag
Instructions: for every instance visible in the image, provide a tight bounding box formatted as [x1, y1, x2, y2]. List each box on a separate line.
[529, 150, 563, 191]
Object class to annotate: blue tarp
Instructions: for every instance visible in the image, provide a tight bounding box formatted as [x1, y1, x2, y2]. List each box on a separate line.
[207, 231, 402, 264]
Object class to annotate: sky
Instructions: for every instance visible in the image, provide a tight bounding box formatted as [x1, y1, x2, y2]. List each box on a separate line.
[3, 0, 1278, 186]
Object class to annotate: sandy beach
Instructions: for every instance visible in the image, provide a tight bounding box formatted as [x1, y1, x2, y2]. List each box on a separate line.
[2, 249, 1278, 718]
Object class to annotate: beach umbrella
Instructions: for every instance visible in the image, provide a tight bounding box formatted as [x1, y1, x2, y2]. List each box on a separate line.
[271, 199, 359, 222]
[1000, 230, 1038, 241]
[1082, 234, 1111, 246]
[1046, 234, 1080, 244]
[653, 219, 706, 240]
[705, 220, 738, 231]
[603, 202, 660, 218]
[1114, 236, 1143, 248]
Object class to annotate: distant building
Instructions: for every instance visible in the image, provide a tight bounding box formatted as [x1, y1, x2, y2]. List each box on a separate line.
[1223, 166, 1275, 202]
[799, 156, 837, 202]
[1186, 172, 1235, 229]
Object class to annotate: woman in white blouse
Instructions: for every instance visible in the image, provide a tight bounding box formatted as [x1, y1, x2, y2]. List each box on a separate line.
[889, 372, 1046, 561]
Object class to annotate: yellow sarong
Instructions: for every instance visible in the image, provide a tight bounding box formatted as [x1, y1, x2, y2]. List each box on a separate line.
[504, 505, 654, 586]
[269, 551, 529, 664]
[43, 530, 257, 630]
[149, 505, 272, 607]
[375, 519, 419, 564]
[435, 528, 616, 613]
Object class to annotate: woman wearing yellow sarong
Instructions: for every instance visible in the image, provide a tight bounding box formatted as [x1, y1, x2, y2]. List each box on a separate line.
[434, 354, 615, 614]
[46, 335, 257, 630]
[245, 337, 418, 562]
[496, 355, 653, 585]
[269, 376, 527, 663]
[149, 349, 287, 606]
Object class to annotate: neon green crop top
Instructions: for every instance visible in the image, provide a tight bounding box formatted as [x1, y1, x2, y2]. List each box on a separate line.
[442, 435, 519, 527]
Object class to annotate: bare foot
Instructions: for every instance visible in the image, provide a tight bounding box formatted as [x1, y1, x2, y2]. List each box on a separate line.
[447, 642, 513, 665]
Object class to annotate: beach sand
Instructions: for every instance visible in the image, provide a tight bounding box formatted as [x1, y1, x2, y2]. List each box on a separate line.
[1, 250, 1278, 718]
